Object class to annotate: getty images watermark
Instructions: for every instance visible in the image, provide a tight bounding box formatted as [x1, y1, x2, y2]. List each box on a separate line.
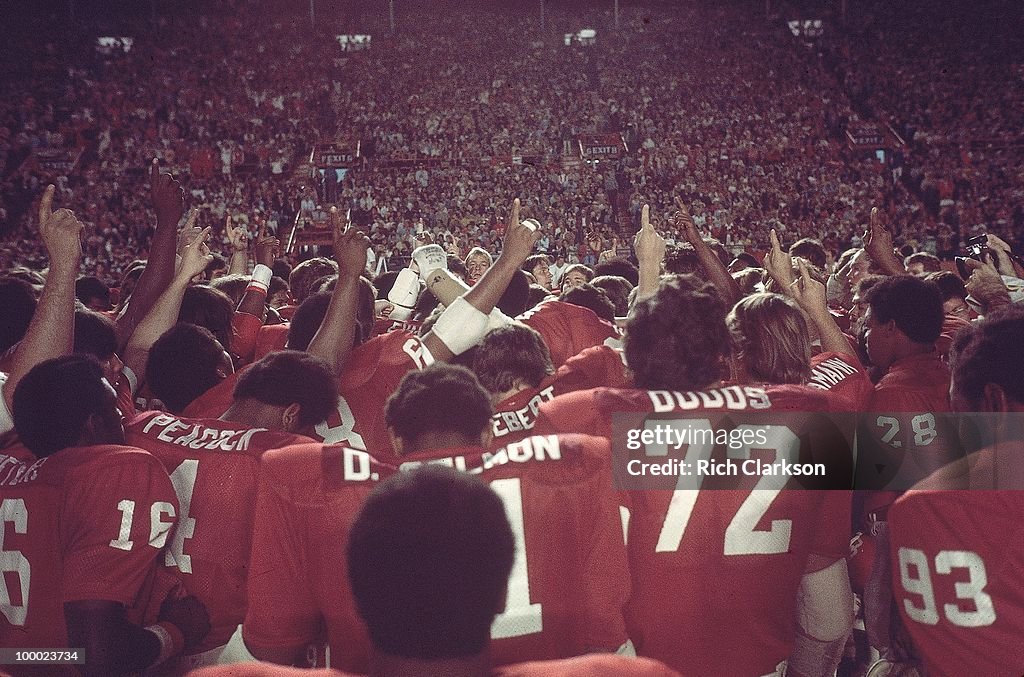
[609, 411, 1024, 492]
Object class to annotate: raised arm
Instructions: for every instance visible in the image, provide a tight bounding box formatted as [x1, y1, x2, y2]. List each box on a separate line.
[121, 228, 214, 381]
[235, 223, 281, 321]
[862, 207, 905, 276]
[307, 208, 370, 374]
[225, 212, 250, 276]
[633, 204, 667, 303]
[420, 198, 539, 361]
[115, 160, 183, 352]
[790, 260, 858, 359]
[674, 197, 741, 305]
[2, 186, 83, 417]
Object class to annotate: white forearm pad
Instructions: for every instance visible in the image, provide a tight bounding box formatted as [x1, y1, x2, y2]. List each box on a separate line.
[387, 268, 421, 321]
[412, 244, 448, 281]
[432, 296, 489, 355]
[251, 264, 273, 287]
[486, 308, 513, 332]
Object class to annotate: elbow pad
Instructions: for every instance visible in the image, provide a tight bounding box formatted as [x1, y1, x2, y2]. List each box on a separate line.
[387, 268, 421, 321]
[431, 297, 489, 356]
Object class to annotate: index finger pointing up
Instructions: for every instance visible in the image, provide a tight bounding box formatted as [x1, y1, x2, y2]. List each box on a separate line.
[38, 184, 56, 226]
[640, 204, 650, 231]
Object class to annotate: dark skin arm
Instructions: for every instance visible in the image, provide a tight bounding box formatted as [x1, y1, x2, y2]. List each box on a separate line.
[65, 601, 162, 677]
[116, 160, 184, 353]
[236, 221, 281, 320]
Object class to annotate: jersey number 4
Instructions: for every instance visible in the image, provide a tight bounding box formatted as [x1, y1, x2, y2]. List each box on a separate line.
[652, 422, 797, 555]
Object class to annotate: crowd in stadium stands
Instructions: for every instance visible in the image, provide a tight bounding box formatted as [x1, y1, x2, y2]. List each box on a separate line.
[2, 0, 1024, 674]
[3, 0, 1022, 282]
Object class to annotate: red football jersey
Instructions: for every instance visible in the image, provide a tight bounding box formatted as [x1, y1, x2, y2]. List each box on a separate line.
[125, 411, 312, 650]
[805, 351, 872, 412]
[314, 329, 431, 459]
[0, 445, 178, 656]
[245, 435, 630, 671]
[492, 345, 628, 444]
[861, 352, 961, 492]
[243, 443, 393, 669]
[890, 483, 1024, 676]
[537, 385, 852, 674]
[517, 300, 621, 368]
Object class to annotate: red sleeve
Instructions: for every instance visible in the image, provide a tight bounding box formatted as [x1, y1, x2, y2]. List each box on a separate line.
[232, 311, 264, 365]
[254, 324, 290, 362]
[244, 457, 321, 652]
[561, 346, 629, 390]
[61, 449, 179, 604]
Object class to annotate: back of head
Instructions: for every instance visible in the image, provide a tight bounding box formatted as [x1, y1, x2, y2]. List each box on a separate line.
[727, 293, 812, 385]
[75, 276, 111, 311]
[496, 269, 531, 317]
[664, 244, 701, 275]
[146, 324, 227, 413]
[524, 284, 550, 312]
[179, 285, 234, 353]
[865, 275, 944, 344]
[904, 252, 942, 275]
[211, 273, 251, 307]
[789, 238, 828, 269]
[625, 275, 729, 390]
[347, 465, 514, 659]
[950, 304, 1024, 411]
[472, 324, 554, 395]
[73, 309, 117, 360]
[289, 257, 339, 305]
[271, 259, 293, 282]
[925, 270, 967, 303]
[372, 270, 400, 300]
[0, 276, 38, 353]
[287, 291, 333, 351]
[13, 355, 119, 458]
[384, 364, 493, 450]
[592, 258, 639, 286]
[590, 274, 634, 316]
[233, 350, 339, 428]
[559, 283, 615, 323]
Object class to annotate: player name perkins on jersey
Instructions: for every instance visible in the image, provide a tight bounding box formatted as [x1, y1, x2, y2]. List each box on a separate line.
[626, 456, 826, 478]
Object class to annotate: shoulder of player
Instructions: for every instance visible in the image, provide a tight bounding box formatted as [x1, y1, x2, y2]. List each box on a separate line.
[127, 411, 303, 458]
[51, 444, 168, 484]
[260, 443, 393, 499]
[495, 654, 680, 677]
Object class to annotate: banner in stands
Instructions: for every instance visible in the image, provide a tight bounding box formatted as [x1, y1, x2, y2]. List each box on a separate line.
[315, 143, 360, 168]
[578, 134, 624, 160]
[846, 122, 887, 149]
[29, 147, 84, 174]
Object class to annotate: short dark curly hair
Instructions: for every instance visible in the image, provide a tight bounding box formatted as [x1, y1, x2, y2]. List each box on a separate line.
[950, 304, 1024, 409]
[865, 275, 944, 344]
[384, 364, 493, 449]
[625, 275, 728, 390]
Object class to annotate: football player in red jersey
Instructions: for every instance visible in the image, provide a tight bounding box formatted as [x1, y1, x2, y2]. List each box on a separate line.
[882, 306, 1024, 677]
[2, 355, 209, 676]
[200, 467, 674, 677]
[243, 363, 630, 671]
[126, 350, 338, 669]
[536, 264, 858, 673]
[856, 275, 964, 660]
[472, 324, 627, 445]
[515, 297, 621, 369]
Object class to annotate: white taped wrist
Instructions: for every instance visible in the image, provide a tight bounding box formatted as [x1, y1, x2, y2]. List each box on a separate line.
[146, 622, 182, 667]
[412, 244, 448, 282]
[251, 264, 273, 288]
[432, 297, 489, 355]
[487, 308, 513, 332]
[387, 269, 421, 320]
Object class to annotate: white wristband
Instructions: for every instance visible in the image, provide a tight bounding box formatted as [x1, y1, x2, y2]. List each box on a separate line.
[251, 264, 273, 288]
[431, 297, 489, 355]
[487, 308, 513, 332]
